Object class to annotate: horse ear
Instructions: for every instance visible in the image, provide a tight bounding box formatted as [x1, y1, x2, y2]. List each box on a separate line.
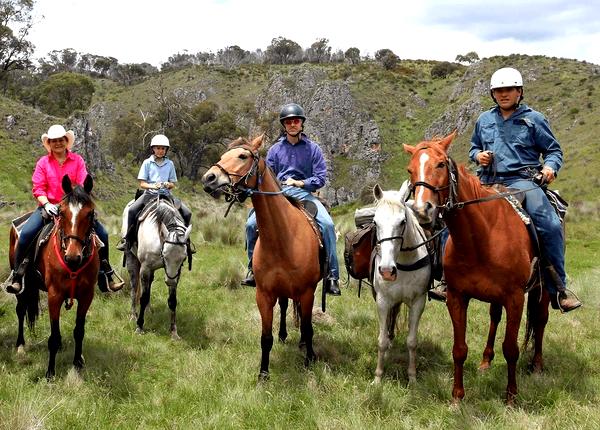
[403, 143, 416, 154]
[250, 134, 264, 151]
[399, 180, 411, 201]
[83, 174, 93, 194]
[439, 130, 458, 152]
[62, 174, 73, 193]
[373, 183, 383, 201]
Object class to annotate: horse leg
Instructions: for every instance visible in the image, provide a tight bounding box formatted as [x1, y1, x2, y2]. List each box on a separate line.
[15, 294, 27, 354]
[406, 294, 426, 385]
[528, 287, 549, 373]
[136, 270, 153, 334]
[387, 303, 401, 342]
[447, 290, 469, 404]
[502, 295, 525, 406]
[46, 293, 63, 379]
[127, 253, 141, 320]
[167, 283, 180, 340]
[73, 294, 93, 372]
[373, 300, 392, 384]
[480, 303, 502, 371]
[278, 297, 288, 343]
[299, 291, 316, 367]
[256, 292, 277, 381]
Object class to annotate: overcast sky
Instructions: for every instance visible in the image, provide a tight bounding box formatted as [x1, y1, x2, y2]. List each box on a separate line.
[28, 0, 600, 67]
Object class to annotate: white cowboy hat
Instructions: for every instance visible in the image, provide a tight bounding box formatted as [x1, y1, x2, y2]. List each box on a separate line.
[41, 124, 75, 153]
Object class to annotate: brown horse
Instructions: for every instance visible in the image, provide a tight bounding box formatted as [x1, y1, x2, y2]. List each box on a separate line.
[8, 174, 100, 379]
[201, 135, 321, 380]
[404, 132, 549, 405]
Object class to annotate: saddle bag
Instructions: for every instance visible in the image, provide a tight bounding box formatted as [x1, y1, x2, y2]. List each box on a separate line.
[344, 207, 377, 281]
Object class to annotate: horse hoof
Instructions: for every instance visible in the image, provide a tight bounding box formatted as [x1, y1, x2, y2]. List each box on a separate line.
[171, 332, 181, 341]
[45, 371, 55, 381]
[129, 313, 137, 321]
[258, 371, 270, 382]
[135, 327, 145, 335]
[372, 376, 382, 385]
[16, 345, 25, 356]
[478, 362, 491, 372]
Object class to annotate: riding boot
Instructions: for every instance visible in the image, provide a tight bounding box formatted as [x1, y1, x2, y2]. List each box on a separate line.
[115, 237, 127, 251]
[98, 259, 124, 292]
[428, 279, 447, 302]
[325, 276, 341, 296]
[2, 257, 29, 295]
[241, 269, 255, 287]
[555, 290, 582, 313]
[187, 238, 196, 254]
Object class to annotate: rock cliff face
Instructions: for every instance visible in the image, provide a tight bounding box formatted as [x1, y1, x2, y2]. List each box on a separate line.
[255, 66, 385, 205]
[68, 108, 114, 174]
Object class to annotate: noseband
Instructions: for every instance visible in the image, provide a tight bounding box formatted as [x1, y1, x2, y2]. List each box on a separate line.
[161, 229, 188, 280]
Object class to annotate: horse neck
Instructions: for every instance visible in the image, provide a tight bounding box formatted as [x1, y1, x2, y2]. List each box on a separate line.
[250, 160, 300, 243]
[445, 168, 502, 248]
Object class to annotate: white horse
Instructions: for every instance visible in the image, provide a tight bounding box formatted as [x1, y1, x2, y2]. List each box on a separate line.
[372, 181, 431, 384]
[122, 197, 191, 339]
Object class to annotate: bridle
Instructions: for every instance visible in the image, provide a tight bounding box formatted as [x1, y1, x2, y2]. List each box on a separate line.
[161, 227, 188, 280]
[410, 154, 539, 214]
[212, 144, 283, 217]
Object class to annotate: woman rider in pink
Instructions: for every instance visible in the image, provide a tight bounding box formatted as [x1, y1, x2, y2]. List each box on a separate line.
[4, 124, 124, 294]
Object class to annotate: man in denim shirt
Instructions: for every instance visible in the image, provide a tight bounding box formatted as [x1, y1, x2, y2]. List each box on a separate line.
[241, 103, 341, 296]
[469, 67, 580, 312]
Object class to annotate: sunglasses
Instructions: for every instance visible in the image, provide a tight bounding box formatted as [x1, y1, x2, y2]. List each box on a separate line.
[283, 118, 302, 126]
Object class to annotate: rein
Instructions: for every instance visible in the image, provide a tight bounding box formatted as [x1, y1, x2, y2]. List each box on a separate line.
[412, 157, 541, 212]
[52, 228, 97, 310]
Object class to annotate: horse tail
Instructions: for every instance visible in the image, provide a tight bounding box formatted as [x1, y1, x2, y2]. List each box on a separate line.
[24, 281, 40, 331]
[522, 286, 541, 351]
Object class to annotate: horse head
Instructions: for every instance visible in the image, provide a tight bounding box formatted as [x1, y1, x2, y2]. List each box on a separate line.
[372, 183, 411, 282]
[57, 174, 95, 268]
[154, 201, 191, 285]
[403, 131, 456, 227]
[201, 135, 265, 198]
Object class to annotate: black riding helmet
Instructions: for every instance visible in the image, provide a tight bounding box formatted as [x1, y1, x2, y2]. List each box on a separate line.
[279, 103, 306, 125]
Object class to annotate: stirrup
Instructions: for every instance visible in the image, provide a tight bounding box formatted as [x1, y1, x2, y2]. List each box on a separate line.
[557, 289, 582, 313]
[2, 270, 24, 295]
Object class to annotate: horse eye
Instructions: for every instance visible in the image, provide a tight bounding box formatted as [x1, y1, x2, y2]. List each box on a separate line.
[239, 153, 248, 160]
[437, 162, 446, 169]
[407, 168, 413, 175]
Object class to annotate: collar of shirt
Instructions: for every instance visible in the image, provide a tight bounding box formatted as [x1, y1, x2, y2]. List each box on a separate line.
[150, 154, 169, 166]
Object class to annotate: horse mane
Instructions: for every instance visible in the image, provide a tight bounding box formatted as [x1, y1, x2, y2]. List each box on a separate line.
[66, 185, 94, 206]
[153, 201, 183, 227]
[227, 137, 249, 149]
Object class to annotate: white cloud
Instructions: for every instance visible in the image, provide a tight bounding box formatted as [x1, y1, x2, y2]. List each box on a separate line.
[28, 0, 600, 66]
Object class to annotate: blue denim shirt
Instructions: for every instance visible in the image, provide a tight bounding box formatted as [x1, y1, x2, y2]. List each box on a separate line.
[266, 134, 327, 193]
[469, 104, 563, 177]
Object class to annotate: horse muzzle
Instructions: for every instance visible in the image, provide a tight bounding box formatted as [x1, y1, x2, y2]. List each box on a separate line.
[378, 266, 397, 282]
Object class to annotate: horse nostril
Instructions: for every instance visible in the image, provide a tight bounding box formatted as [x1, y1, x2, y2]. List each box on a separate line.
[205, 173, 215, 183]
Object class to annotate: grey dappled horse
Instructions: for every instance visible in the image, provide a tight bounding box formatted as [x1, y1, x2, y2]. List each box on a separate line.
[371, 181, 431, 384]
[122, 197, 191, 339]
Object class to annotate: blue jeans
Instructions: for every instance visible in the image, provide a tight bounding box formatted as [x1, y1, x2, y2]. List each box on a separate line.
[245, 186, 339, 279]
[16, 207, 111, 264]
[503, 179, 566, 294]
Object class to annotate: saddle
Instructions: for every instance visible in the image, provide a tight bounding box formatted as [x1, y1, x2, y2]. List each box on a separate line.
[343, 207, 376, 282]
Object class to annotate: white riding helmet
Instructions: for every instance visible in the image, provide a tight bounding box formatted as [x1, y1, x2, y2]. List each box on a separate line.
[150, 134, 170, 147]
[490, 67, 523, 90]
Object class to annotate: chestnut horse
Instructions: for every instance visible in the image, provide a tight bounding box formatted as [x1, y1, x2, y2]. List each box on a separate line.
[8, 174, 100, 379]
[201, 135, 321, 380]
[404, 132, 549, 405]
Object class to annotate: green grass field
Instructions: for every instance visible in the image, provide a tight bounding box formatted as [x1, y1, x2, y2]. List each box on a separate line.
[1, 198, 599, 430]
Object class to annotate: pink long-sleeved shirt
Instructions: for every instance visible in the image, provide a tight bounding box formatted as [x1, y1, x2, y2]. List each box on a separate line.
[32, 151, 88, 204]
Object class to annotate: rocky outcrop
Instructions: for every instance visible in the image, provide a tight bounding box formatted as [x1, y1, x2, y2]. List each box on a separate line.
[67, 109, 114, 174]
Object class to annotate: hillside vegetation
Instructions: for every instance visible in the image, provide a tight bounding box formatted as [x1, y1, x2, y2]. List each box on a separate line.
[1, 55, 600, 429]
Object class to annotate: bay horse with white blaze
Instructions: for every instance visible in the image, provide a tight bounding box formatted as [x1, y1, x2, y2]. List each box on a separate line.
[201, 135, 321, 380]
[371, 181, 431, 384]
[404, 131, 549, 405]
[8, 174, 100, 379]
